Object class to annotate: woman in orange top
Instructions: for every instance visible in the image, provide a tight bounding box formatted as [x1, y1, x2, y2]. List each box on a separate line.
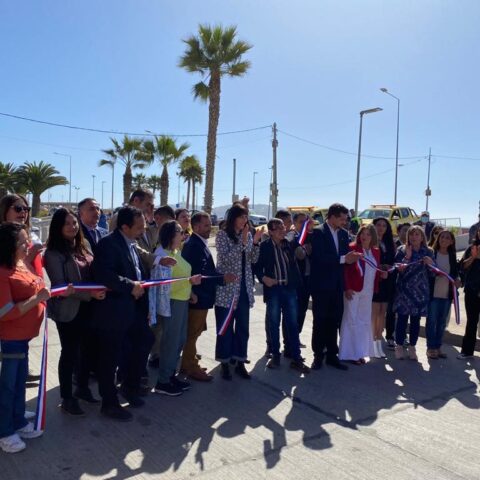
[0, 223, 52, 454]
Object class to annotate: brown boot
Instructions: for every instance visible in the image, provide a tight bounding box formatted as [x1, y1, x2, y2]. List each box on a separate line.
[408, 346, 418, 361]
[188, 368, 213, 382]
[426, 349, 438, 360]
[395, 345, 404, 360]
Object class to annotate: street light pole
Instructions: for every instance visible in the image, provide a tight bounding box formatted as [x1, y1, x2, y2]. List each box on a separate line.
[232, 158, 237, 203]
[252, 171, 258, 210]
[92, 175, 96, 197]
[53, 152, 72, 204]
[101, 181, 106, 208]
[73, 186, 80, 204]
[355, 107, 383, 215]
[111, 163, 115, 212]
[380, 88, 400, 204]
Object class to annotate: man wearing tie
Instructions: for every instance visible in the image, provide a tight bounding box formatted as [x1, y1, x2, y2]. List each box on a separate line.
[92, 206, 154, 421]
[78, 198, 109, 255]
[309, 203, 361, 371]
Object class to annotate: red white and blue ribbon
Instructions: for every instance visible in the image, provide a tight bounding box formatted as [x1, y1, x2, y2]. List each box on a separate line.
[359, 256, 461, 324]
[50, 275, 225, 296]
[218, 296, 237, 336]
[50, 283, 107, 297]
[298, 219, 310, 246]
[34, 311, 48, 432]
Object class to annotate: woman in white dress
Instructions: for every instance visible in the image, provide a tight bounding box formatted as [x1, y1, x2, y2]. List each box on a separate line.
[339, 225, 386, 364]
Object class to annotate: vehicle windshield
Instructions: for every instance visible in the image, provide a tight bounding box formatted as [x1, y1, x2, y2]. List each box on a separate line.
[358, 209, 391, 219]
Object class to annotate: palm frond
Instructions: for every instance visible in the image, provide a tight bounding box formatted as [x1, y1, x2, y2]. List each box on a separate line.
[192, 81, 210, 102]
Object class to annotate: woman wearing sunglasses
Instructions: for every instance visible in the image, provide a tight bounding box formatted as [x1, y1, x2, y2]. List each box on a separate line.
[0, 194, 43, 277]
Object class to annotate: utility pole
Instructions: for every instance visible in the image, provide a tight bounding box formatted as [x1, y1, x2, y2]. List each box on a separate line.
[271, 123, 278, 216]
[425, 148, 432, 212]
[232, 158, 237, 204]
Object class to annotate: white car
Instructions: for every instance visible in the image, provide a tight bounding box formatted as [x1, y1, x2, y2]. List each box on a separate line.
[249, 214, 267, 227]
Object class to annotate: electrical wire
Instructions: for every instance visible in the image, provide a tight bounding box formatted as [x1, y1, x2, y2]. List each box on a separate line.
[0, 111, 271, 137]
[278, 128, 426, 160]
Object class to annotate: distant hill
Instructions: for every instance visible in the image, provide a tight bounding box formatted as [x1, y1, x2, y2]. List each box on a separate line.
[213, 203, 283, 219]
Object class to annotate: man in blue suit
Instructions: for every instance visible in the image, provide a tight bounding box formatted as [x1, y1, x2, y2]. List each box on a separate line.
[92, 206, 154, 421]
[78, 198, 109, 255]
[180, 212, 236, 381]
[309, 203, 361, 370]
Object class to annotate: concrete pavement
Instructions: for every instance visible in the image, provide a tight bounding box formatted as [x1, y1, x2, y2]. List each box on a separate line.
[2, 287, 480, 479]
[2, 240, 480, 479]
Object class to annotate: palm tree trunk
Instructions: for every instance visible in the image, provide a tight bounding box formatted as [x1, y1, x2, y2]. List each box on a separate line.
[31, 194, 41, 217]
[160, 165, 169, 205]
[123, 166, 133, 204]
[185, 180, 191, 210]
[203, 70, 221, 214]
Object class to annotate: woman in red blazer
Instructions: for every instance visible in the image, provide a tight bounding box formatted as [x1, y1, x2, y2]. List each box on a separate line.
[339, 225, 386, 364]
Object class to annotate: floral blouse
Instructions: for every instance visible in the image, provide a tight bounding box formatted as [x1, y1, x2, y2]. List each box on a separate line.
[214, 230, 260, 308]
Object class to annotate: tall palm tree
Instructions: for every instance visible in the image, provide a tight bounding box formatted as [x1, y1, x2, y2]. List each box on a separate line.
[179, 24, 252, 213]
[179, 155, 204, 210]
[16, 161, 68, 216]
[144, 136, 189, 205]
[147, 174, 162, 204]
[0, 162, 19, 198]
[99, 135, 153, 204]
[132, 173, 148, 190]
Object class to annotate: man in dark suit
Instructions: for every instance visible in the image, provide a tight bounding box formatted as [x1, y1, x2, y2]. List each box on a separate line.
[92, 206, 154, 421]
[180, 212, 236, 381]
[78, 198, 109, 255]
[309, 203, 361, 370]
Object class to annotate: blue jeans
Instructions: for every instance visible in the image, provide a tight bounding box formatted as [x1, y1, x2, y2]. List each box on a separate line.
[215, 293, 250, 363]
[0, 340, 29, 438]
[426, 298, 451, 349]
[157, 299, 189, 384]
[266, 286, 301, 361]
[395, 315, 421, 347]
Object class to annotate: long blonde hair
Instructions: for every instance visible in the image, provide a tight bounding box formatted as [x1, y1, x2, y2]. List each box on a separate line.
[356, 224, 378, 248]
[406, 225, 428, 249]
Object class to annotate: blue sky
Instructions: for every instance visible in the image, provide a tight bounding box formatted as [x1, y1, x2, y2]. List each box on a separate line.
[0, 0, 479, 225]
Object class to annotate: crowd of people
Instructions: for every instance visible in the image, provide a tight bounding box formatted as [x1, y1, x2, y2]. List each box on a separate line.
[1, 189, 480, 454]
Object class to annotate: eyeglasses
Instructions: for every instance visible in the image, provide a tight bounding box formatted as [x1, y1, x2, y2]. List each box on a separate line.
[12, 205, 31, 213]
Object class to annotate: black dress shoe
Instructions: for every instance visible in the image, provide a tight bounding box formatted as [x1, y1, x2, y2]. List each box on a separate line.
[221, 363, 232, 380]
[101, 405, 133, 422]
[61, 398, 85, 416]
[311, 358, 323, 370]
[234, 362, 251, 380]
[27, 373, 41, 382]
[74, 388, 100, 404]
[326, 359, 348, 371]
[119, 388, 145, 408]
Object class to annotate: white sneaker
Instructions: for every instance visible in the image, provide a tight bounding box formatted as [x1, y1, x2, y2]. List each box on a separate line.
[24, 410, 36, 420]
[373, 341, 381, 359]
[16, 422, 43, 439]
[0, 433, 26, 453]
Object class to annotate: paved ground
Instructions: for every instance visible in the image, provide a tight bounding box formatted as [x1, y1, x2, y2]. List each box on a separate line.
[2, 246, 480, 479]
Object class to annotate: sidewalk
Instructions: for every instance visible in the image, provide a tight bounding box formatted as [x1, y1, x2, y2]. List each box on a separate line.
[3, 284, 480, 479]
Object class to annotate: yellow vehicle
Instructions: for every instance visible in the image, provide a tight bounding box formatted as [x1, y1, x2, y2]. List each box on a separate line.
[357, 205, 420, 234]
[287, 206, 329, 225]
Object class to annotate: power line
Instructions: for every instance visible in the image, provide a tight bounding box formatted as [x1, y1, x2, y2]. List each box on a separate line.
[0, 134, 102, 152]
[278, 128, 425, 160]
[0, 111, 271, 137]
[279, 158, 424, 191]
[433, 154, 480, 161]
